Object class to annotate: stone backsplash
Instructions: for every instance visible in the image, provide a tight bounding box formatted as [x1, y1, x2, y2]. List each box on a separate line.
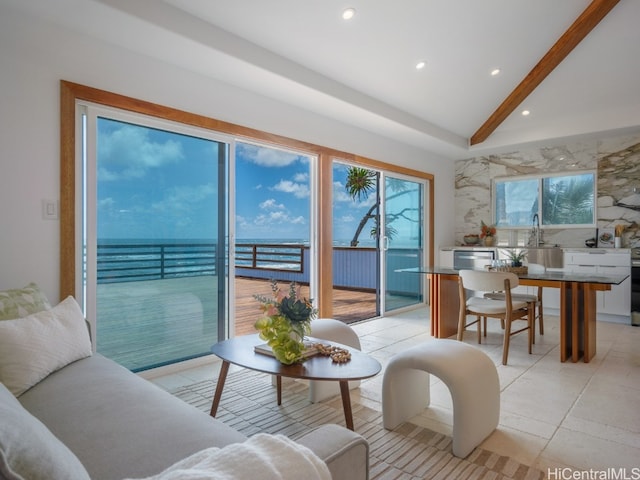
[455, 131, 640, 248]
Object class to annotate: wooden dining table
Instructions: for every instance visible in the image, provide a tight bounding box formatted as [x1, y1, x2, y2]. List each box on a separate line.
[404, 267, 628, 363]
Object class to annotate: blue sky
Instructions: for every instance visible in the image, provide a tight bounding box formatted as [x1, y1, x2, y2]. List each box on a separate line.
[96, 118, 376, 244]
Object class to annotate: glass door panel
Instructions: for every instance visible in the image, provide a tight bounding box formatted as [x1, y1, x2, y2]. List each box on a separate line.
[88, 114, 228, 372]
[383, 174, 424, 311]
[331, 161, 380, 322]
[233, 142, 315, 336]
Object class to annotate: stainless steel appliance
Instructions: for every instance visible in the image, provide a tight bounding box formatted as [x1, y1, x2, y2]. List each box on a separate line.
[454, 249, 497, 300]
[632, 248, 640, 326]
[453, 249, 495, 270]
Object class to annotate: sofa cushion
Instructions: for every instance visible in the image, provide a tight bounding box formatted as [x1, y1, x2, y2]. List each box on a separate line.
[0, 283, 51, 321]
[0, 382, 90, 480]
[19, 354, 248, 480]
[0, 296, 92, 396]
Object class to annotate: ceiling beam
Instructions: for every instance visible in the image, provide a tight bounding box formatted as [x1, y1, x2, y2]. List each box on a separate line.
[469, 0, 620, 146]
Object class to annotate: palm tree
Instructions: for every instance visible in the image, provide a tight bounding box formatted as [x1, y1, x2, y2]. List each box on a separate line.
[345, 168, 378, 247]
[345, 167, 415, 246]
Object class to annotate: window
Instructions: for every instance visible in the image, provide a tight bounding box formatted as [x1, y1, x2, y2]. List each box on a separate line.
[494, 171, 595, 228]
[81, 104, 231, 371]
[61, 82, 436, 343]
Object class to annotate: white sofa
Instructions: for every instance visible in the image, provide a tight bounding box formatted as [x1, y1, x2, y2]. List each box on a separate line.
[0, 284, 369, 480]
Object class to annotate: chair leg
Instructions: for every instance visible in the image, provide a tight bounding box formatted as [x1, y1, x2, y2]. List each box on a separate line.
[457, 308, 468, 341]
[502, 316, 511, 365]
[529, 301, 537, 344]
[528, 309, 533, 354]
[477, 315, 482, 344]
[483, 316, 487, 337]
[538, 288, 544, 336]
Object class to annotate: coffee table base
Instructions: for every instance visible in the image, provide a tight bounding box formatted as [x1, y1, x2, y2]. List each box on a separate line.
[209, 360, 355, 430]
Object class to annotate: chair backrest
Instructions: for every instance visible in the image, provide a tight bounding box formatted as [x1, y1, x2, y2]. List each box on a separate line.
[459, 270, 519, 293]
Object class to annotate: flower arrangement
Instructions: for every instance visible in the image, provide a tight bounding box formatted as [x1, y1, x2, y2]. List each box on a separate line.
[480, 221, 496, 238]
[254, 280, 318, 365]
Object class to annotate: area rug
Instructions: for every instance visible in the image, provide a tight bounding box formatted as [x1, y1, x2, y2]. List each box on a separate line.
[169, 370, 544, 480]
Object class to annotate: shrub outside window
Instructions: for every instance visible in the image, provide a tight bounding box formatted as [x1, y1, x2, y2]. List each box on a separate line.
[494, 171, 595, 228]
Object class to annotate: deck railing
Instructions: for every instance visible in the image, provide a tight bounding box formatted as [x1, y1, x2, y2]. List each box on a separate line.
[97, 242, 421, 294]
[97, 242, 307, 284]
[235, 243, 304, 272]
[97, 243, 218, 283]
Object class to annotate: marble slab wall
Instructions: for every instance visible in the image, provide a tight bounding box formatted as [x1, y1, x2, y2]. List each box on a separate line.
[455, 131, 640, 248]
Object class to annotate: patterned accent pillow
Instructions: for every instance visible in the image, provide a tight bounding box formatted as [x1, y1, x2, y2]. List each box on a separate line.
[0, 283, 51, 321]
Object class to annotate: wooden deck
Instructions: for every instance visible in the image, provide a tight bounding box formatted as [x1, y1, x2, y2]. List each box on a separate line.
[96, 276, 377, 371]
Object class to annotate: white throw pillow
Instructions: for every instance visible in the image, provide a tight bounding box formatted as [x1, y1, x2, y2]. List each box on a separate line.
[0, 382, 91, 480]
[0, 296, 92, 396]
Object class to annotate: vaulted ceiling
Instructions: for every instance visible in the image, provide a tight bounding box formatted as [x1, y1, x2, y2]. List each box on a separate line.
[4, 0, 640, 159]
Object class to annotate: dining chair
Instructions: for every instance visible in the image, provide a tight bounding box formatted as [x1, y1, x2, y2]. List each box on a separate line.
[457, 270, 533, 365]
[485, 286, 544, 343]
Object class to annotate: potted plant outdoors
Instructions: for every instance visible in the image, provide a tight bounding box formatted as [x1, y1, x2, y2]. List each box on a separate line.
[503, 248, 527, 267]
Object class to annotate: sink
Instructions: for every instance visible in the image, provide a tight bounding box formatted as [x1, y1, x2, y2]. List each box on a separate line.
[526, 247, 563, 269]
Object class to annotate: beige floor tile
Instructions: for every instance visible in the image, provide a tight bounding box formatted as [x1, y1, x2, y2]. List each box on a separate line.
[541, 427, 640, 470]
[568, 376, 640, 433]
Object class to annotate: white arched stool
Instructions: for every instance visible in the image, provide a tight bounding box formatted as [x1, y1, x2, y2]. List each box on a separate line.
[308, 318, 361, 403]
[382, 339, 500, 458]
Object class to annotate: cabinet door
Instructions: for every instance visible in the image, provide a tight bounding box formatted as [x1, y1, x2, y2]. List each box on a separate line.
[439, 250, 454, 268]
[599, 266, 631, 316]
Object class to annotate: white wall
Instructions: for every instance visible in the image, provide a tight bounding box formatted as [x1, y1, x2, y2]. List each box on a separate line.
[0, 6, 455, 301]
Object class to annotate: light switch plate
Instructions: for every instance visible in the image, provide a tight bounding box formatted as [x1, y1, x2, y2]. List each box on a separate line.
[42, 199, 59, 220]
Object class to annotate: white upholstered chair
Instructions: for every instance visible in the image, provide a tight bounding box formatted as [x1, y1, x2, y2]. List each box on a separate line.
[457, 269, 533, 365]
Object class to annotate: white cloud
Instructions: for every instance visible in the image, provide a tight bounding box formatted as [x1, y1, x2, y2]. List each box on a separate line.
[237, 143, 301, 167]
[272, 179, 309, 198]
[252, 210, 306, 226]
[98, 197, 115, 209]
[259, 198, 285, 210]
[98, 124, 184, 181]
[151, 183, 216, 214]
[332, 181, 353, 203]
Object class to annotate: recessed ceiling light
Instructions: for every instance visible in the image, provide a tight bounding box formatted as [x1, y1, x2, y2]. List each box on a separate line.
[415, 61, 426, 70]
[522, 110, 530, 116]
[342, 8, 356, 20]
[491, 68, 501, 76]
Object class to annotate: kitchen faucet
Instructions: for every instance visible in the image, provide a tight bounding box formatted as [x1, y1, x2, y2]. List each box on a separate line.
[531, 213, 540, 247]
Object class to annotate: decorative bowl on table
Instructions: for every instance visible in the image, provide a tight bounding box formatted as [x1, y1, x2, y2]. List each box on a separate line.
[463, 234, 480, 245]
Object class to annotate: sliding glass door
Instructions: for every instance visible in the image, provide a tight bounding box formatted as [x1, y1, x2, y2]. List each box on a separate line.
[382, 174, 425, 310]
[82, 106, 230, 371]
[332, 161, 426, 321]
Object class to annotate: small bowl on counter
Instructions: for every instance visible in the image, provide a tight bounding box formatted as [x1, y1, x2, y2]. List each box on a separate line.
[463, 234, 480, 245]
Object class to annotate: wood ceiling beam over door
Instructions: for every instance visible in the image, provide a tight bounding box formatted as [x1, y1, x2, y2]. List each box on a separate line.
[469, 0, 620, 146]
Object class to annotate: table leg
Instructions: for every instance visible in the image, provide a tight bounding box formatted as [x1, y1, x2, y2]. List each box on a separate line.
[339, 381, 354, 431]
[276, 375, 282, 405]
[209, 360, 230, 417]
[583, 284, 598, 363]
[571, 282, 580, 363]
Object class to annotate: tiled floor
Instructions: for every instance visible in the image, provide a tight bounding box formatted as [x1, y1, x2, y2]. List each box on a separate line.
[146, 307, 640, 475]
